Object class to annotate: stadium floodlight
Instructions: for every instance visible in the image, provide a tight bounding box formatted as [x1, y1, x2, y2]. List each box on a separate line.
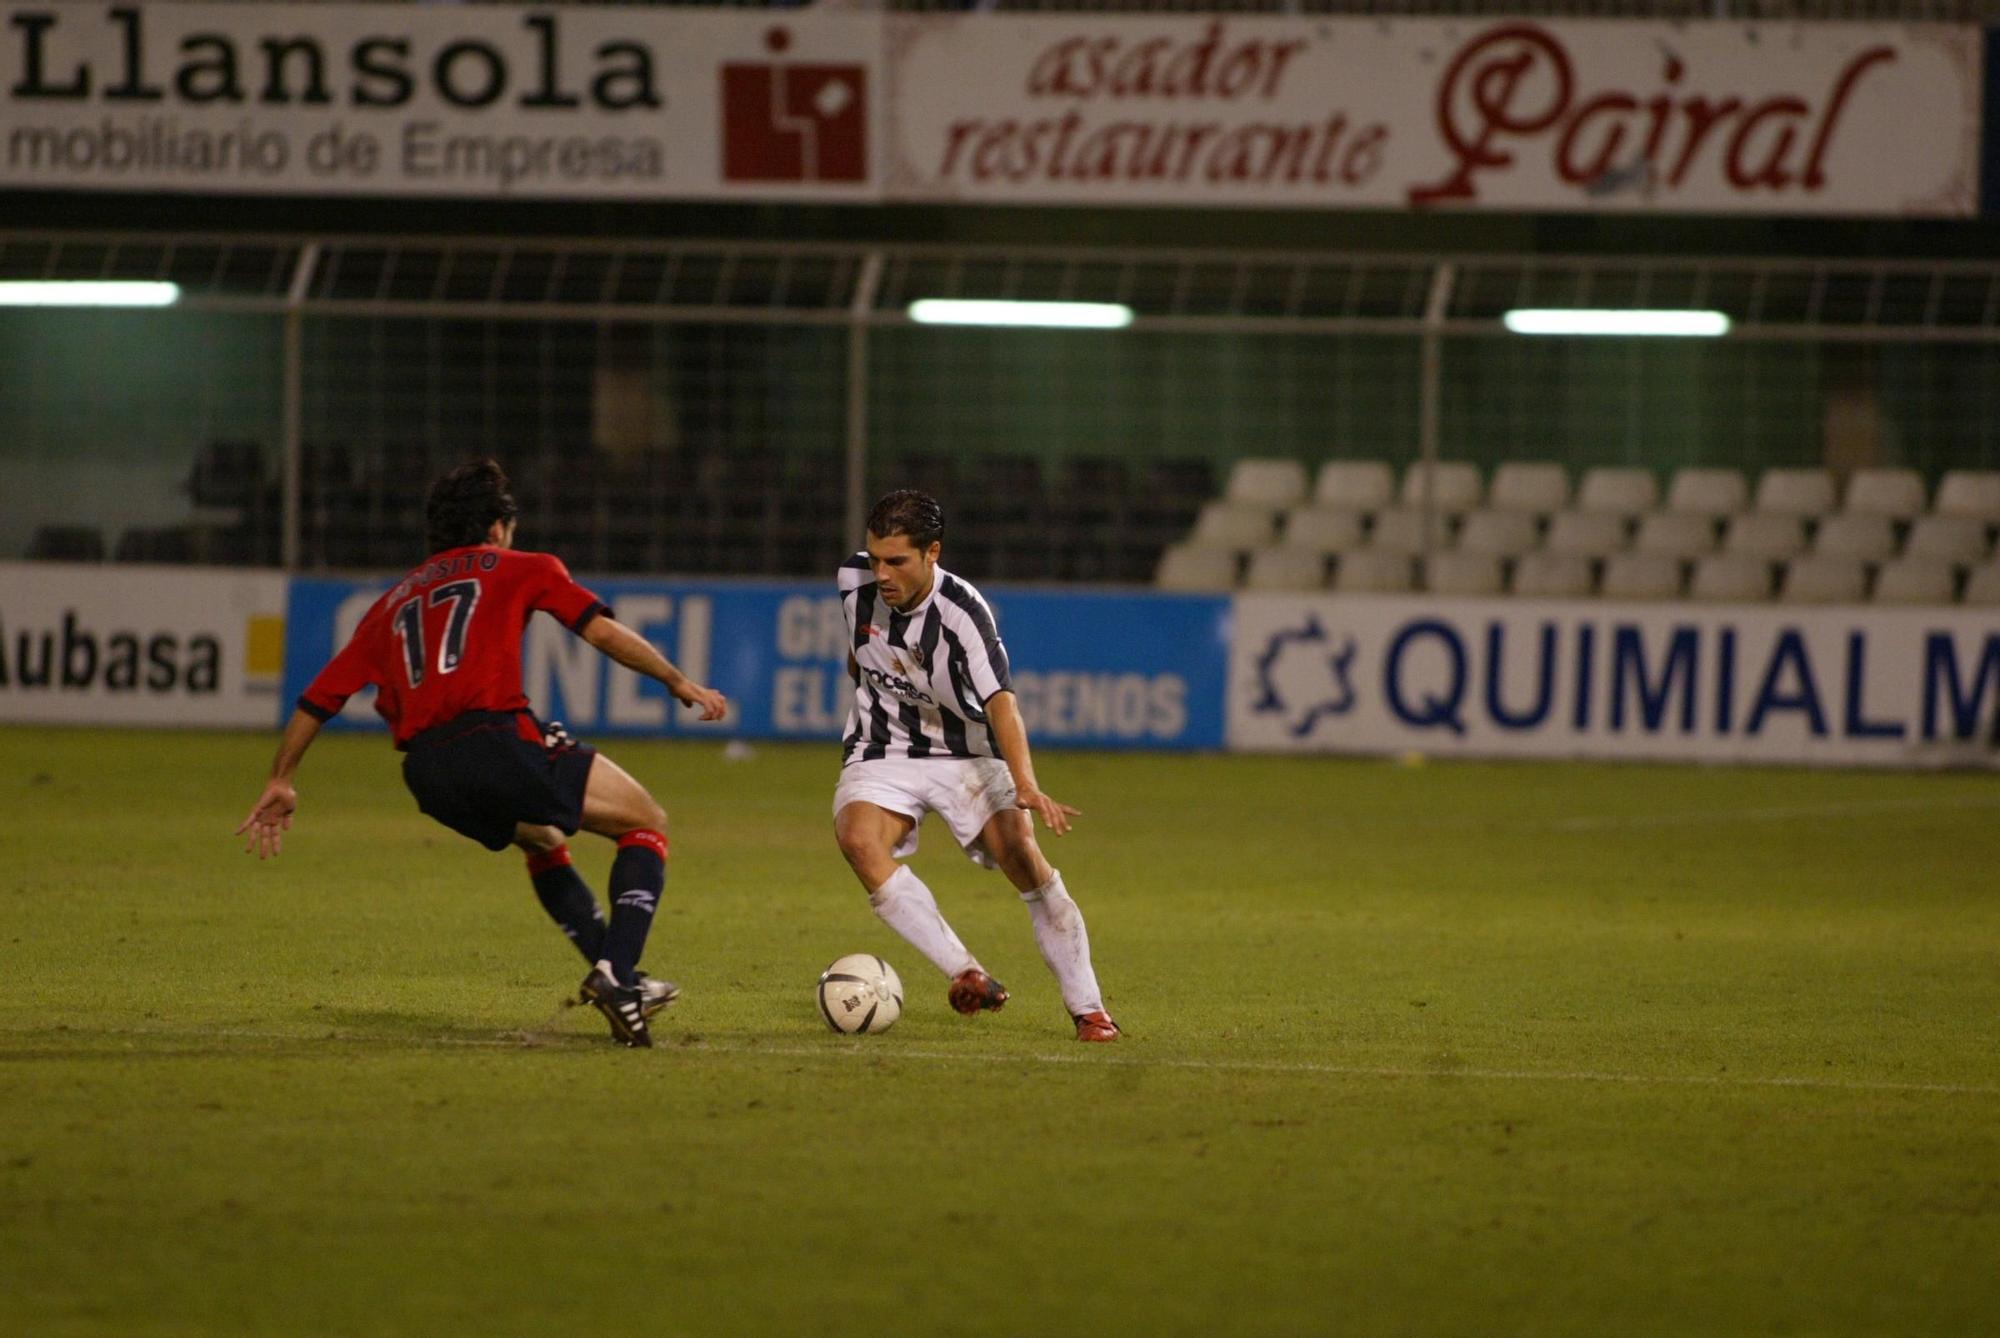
[907, 299, 1134, 329]
[0, 280, 182, 308]
[1502, 308, 1731, 337]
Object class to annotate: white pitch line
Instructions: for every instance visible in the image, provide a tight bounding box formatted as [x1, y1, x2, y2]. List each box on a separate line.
[1543, 792, 2000, 833]
[12, 1022, 1998, 1098]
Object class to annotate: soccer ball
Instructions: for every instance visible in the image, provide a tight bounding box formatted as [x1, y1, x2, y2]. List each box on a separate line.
[816, 954, 904, 1035]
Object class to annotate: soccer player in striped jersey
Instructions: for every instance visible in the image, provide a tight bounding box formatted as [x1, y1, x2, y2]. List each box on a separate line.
[832, 490, 1119, 1042]
[234, 460, 727, 1048]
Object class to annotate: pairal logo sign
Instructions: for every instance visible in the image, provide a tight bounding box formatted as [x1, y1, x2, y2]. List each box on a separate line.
[720, 26, 867, 184]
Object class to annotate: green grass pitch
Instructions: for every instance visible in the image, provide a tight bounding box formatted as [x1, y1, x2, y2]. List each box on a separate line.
[3, 726, 1998, 1336]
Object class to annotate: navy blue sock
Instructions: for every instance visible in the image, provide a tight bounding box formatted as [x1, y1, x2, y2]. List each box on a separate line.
[602, 830, 667, 986]
[526, 847, 605, 963]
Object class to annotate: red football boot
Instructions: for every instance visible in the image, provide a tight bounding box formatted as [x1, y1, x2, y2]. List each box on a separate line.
[1073, 1011, 1121, 1042]
[948, 968, 1009, 1015]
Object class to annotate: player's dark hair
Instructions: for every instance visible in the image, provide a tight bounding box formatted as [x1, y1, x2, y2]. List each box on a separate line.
[867, 489, 945, 550]
[425, 459, 519, 553]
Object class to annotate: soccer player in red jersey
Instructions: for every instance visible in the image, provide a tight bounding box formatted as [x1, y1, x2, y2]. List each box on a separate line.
[235, 460, 726, 1048]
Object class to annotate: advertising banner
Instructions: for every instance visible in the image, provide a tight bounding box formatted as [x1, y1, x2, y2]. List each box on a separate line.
[1228, 594, 2000, 768]
[0, 562, 286, 726]
[888, 16, 1981, 216]
[0, 3, 878, 198]
[1, 5, 1980, 215]
[282, 576, 1229, 751]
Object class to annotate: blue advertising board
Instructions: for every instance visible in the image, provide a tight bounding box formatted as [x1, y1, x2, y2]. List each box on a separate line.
[282, 575, 1230, 751]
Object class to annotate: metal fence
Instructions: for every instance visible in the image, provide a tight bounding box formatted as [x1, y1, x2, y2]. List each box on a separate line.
[6, 231, 2000, 579]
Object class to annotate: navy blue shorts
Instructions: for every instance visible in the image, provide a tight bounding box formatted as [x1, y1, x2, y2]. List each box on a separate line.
[400, 711, 597, 852]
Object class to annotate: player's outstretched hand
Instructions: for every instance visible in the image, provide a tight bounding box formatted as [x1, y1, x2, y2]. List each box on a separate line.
[235, 779, 298, 859]
[1016, 786, 1081, 837]
[676, 682, 729, 722]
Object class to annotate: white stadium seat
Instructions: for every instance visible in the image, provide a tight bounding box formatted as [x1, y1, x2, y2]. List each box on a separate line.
[1902, 515, 1990, 566]
[1332, 550, 1414, 594]
[1666, 467, 1748, 520]
[1722, 513, 1807, 560]
[1811, 513, 1897, 562]
[1962, 564, 2000, 606]
[1455, 509, 1541, 558]
[1421, 552, 1503, 597]
[1509, 552, 1595, 599]
[1599, 554, 1683, 601]
[1543, 510, 1629, 559]
[1689, 555, 1772, 603]
[1632, 512, 1717, 560]
[1279, 506, 1366, 554]
[1399, 461, 1484, 515]
[1488, 461, 1571, 515]
[1753, 468, 1838, 519]
[1225, 458, 1309, 509]
[1154, 544, 1240, 592]
[1366, 507, 1447, 556]
[1843, 468, 1927, 521]
[1314, 460, 1396, 512]
[1872, 558, 1956, 605]
[1576, 467, 1659, 519]
[1191, 501, 1279, 550]
[1243, 547, 1328, 591]
[1780, 556, 1869, 605]
[1934, 470, 2000, 523]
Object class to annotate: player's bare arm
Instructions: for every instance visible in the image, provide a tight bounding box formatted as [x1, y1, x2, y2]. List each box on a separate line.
[985, 690, 1080, 837]
[236, 706, 325, 859]
[581, 614, 728, 720]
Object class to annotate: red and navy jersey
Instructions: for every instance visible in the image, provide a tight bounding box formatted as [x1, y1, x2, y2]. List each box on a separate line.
[298, 546, 608, 746]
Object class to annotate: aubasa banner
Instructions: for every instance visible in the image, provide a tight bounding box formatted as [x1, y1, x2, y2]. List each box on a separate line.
[1228, 594, 2000, 768]
[0, 4, 1982, 214]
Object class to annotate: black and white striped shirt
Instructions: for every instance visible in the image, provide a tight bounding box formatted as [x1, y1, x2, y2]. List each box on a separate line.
[837, 553, 1012, 766]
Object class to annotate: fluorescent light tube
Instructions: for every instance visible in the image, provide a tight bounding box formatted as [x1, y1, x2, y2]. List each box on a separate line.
[1502, 309, 1730, 337]
[0, 280, 182, 308]
[907, 299, 1134, 329]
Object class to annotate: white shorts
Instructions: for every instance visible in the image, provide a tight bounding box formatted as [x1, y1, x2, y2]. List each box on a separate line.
[833, 756, 1018, 869]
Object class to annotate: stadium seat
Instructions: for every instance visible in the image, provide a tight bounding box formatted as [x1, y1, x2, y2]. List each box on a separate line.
[1488, 461, 1571, 516]
[1509, 552, 1594, 599]
[1366, 507, 1447, 556]
[1632, 512, 1716, 560]
[1665, 467, 1748, 520]
[1455, 509, 1540, 558]
[1721, 513, 1808, 560]
[1962, 563, 2000, 606]
[1421, 552, 1503, 597]
[1779, 556, 1869, 605]
[1243, 547, 1328, 591]
[1332, 550, 1414, 594]
[1752, 468, 1838, 519]
[1599, 554, 1683, 601]
[1688, 555, 1773, 603]
[1279, 506, 1366, 554]
[1872, 558, 1956, 605]
[1543, 510, 1628, 559]
[1576, 467, 1659, 519]
[1934, 470, 2000, 524]
[1843, 468, 1927, 521]
[1811, 513, 1897, 562]
[1154, 544, 1240, 592]
[1902, 515, 1990, 566]
[1191, 501, 1280, 550]
[1313, 460, 1396, 512]
[26, 525, 106, 562]
[1225, 458, 1310, 509]
[1398, 461, 1483, 515]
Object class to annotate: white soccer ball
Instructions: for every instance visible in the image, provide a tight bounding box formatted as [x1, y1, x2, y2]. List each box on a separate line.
[816, 954, 904, 1035]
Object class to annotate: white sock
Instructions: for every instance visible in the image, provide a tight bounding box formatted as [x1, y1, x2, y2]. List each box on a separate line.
[870, 865, 977, 978]
[1021, 870, 1103, 1016]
